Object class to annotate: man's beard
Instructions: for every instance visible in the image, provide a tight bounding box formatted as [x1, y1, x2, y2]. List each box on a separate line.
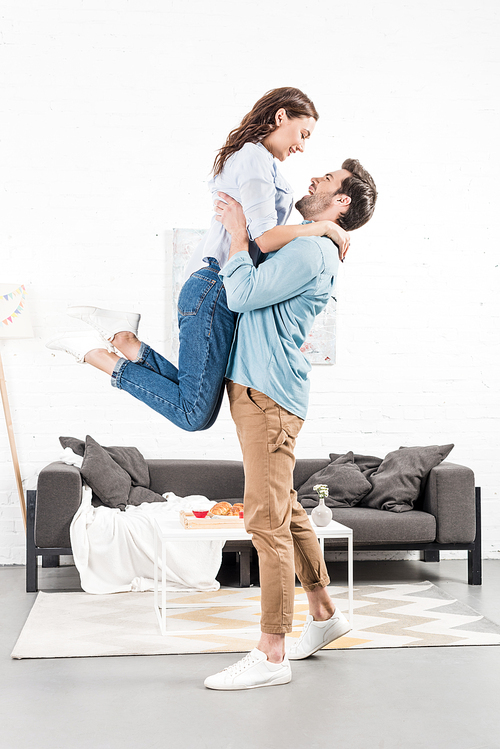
[295, 191, 335, 220]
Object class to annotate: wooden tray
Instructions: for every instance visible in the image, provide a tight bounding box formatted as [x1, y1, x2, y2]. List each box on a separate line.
[180, 510, 245, 530]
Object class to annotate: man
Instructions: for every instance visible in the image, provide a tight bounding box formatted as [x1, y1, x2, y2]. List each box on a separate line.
[204, 159, 377, 690]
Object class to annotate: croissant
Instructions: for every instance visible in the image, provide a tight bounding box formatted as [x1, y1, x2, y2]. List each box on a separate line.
[230, 503, 244, 516]
[210, 502, 232, 516]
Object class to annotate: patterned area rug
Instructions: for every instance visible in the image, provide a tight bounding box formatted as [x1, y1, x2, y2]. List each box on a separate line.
[12, 581, 500, 659]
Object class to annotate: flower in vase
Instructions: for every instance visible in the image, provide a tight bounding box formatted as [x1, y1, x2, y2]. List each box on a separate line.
[313, 484, 329, 500]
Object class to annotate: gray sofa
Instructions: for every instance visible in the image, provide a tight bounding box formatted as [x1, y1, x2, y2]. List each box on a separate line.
[26, 457, 482, 592]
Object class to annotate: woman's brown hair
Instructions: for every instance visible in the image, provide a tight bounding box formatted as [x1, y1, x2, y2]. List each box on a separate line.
[213, 87, 319, 176]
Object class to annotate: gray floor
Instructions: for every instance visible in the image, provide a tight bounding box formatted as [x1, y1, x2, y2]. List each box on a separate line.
[2, 559, 500, 749]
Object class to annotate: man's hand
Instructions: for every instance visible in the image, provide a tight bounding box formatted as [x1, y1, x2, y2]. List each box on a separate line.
[214, 192, 248, 238]
[214, 191, 249, 259]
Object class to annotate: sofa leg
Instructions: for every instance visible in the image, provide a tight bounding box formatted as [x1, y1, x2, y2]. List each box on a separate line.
[42, 556, 60, 568]
[26, 490, 38, 593]
[26, 550, 38, 593]
[468, 487, 482, 585]
[468, 547, 482, 585]
[423, 550, 440, 563]
[238, 549, 251, 587]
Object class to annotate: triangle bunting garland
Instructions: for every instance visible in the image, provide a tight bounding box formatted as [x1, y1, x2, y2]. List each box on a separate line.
[0, 284, 29, 327]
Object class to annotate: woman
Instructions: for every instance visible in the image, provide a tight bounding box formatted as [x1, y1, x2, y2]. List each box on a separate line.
[47, 87, 349, 431]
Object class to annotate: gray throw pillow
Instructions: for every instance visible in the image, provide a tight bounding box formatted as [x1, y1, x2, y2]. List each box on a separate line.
[59, 436, 150, 488]
[329, 452, 382, 481]
[127, 485, 165, 507]
[59, 436, 86, 457]
[360, 444, 454, 513]
[298, 452, 373, 508]
[103, 445, 150, 488]
[80, 435, 132, 511]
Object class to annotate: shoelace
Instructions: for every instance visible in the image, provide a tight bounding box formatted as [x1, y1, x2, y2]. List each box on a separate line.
[223, 651, 260, 676]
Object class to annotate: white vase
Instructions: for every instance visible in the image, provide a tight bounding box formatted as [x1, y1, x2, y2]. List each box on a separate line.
[311, 496, 332, 527]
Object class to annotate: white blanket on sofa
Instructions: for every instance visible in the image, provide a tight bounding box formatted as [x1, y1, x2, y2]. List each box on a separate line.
[70, 485, 224, 595]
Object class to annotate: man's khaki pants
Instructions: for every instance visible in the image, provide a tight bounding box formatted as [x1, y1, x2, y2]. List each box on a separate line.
[227, 381, 330, 634]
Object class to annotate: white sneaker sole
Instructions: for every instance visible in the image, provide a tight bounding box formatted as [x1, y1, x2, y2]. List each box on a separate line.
[67, 306, 140, 340]
[204, 672, 291, 690]
[288, 619, 352, 660]
[46, 332, 114, 363]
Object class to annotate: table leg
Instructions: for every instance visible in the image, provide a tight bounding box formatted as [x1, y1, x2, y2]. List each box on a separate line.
[162, 539, 167, 636]
[154, 528, 158, 616]
[348, 533, 354, 627]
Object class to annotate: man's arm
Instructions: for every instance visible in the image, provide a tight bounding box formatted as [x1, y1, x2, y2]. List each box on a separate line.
[215, 191, 349, 260]
[215, 194, 328, 313]
[227, 228, 250, 262]
[220, 244, 324, 313]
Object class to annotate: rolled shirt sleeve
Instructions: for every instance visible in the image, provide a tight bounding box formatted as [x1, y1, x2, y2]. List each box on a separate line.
[235, 145, 289, 241]
[185, 143, 292, 279]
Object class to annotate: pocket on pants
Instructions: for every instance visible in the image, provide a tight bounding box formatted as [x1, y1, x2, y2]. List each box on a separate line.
[245, 388, 303, 453]
[279, 408, 304, 441]
[245, 387, 269, 414]
[177, 273, 216, 317]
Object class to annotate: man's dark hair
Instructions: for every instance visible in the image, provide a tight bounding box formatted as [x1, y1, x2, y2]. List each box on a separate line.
[335, 159, 377, 231]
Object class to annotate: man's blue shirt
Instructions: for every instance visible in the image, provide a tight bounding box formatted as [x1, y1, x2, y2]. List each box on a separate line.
[219, 235, 339, 420]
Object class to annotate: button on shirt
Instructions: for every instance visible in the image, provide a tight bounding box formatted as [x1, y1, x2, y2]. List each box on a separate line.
[219, 235, 339, 420]
[184, 143, 293, 279]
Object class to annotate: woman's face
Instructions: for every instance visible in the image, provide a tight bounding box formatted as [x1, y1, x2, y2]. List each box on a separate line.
[262, 111, 316, 162]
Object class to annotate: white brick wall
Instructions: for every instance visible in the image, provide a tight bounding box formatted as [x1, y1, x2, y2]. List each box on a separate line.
[1, 0, 499, 564]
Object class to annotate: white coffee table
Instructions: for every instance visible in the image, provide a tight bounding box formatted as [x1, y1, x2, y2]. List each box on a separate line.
[153, 516, 353, 636]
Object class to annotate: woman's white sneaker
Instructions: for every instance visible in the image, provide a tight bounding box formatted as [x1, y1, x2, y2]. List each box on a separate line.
[46, 331, 115, 364]
[67, 306, 140, 342]
[287, 609, 351, 660]
[204, 648, 291, 690]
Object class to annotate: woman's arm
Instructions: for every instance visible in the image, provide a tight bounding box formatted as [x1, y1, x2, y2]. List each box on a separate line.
[216, 191, 350, 261]
[229, 144, 349, 260]
[216, 195, 334, 313]
[255, 221, 350, 260]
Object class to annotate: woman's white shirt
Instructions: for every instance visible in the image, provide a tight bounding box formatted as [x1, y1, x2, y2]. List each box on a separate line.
[184, 142, 293, 279]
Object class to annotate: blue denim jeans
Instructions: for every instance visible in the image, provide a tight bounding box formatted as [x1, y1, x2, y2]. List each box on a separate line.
[111, 258, 237, 431]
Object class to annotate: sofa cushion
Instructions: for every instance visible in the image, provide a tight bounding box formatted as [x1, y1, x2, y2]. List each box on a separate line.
[79, 436, 164, 510]
[147, 459, 245, 500]
[80, 436, 132, 510]
[297, 452, 372, 508]
[60, 436, 150, 488]
[326, 507, 437, 544]
[359, 444, 454, 513]
[59, 436, 86, 457]
[329, 452, 382, 481]
[293, 459, 331, 490]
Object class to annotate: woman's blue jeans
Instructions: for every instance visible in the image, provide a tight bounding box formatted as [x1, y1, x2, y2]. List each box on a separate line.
[111, 258, 237, 431]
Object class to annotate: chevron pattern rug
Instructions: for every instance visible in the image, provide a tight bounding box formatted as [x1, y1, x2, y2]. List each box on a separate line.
[12, 581, 500, 659]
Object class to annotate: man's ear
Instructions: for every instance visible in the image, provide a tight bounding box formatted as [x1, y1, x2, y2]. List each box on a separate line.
[334, 194, 351, 207]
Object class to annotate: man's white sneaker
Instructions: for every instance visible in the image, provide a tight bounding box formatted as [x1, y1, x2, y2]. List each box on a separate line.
[204, 648, 291, 691]
[46, 331, 115, 364]
[287, 609, 351, 660]
[67, 306, 140, 342]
